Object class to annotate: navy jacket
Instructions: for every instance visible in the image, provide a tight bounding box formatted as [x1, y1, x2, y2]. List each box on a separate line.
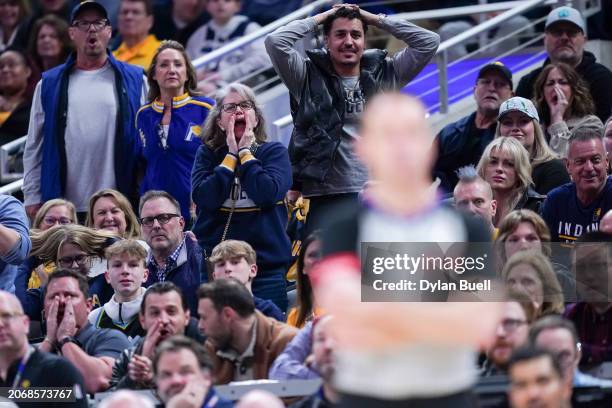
[39, 51, 144, 204]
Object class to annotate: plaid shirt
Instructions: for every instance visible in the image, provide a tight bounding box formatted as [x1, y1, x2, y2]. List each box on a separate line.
[565, 302, 612, 366]
[148, 238, 186, 282]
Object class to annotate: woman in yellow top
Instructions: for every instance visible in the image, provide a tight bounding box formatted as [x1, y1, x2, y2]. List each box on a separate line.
[287, 232, 323, 328]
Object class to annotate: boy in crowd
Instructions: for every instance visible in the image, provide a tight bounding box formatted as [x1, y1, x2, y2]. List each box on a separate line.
[209, 240, 284, 320]
[89, 240, 149, 341]
[185, 0, 268, 93]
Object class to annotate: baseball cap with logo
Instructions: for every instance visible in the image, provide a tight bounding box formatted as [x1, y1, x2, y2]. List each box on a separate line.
[477, 62, 513, 89]
[70, 1, 109, 24]
[497, 97, 540, 123]
[545, 6, 586, 33]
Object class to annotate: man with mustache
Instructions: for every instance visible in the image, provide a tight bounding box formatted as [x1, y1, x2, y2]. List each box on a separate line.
[140, 190, 204, 316]
[515, 6, 612, 122]
[110, 282, 200, 390]
[39, 269, 131, 393]
[23, 1, 147, 222]
[541, 128, 612, 243]
[435, 62, 514, 192]
[265, 3, 439, 233]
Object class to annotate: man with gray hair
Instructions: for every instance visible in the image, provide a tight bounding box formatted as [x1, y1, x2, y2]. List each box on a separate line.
[541, 129, 612, 242]
[453, 165, 497, 234]
[140, 190, 204, 316]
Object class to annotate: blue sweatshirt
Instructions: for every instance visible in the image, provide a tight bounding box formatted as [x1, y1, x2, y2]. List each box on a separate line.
[191, 142, 292, 275]
[137, 94, 214, 221]
[541, 177, 612, 242]
[0, 195, 30, 293]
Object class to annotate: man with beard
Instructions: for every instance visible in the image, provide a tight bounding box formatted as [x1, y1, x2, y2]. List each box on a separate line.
[435, 62, 514, 192]
[197, 279, 297, 384]
[154, 335, 232, 408]
[23, 1, 147, 222]
[481, 295, 536, 376]
[110, 282, 198, 390]
[0, 290, 88, 408]
[290, 315, 339, 408]
[515, 6, 612, 122]
[38, 269, 131, 393]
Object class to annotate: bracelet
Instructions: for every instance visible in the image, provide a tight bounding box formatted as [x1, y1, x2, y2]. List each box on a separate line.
[57, 336, 81, 353]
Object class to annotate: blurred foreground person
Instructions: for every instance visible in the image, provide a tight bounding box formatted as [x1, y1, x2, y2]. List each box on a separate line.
[313, 93, 501, 407]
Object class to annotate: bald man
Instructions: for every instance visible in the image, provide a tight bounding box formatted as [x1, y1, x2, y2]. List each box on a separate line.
[0, 291, 87, 408]
[313, 93, 501, 407]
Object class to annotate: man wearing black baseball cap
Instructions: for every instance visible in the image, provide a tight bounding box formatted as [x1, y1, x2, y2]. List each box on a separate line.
[516, 6, 612, 122]
[23, 0, 147, 223]
[434, 61, 514, 192]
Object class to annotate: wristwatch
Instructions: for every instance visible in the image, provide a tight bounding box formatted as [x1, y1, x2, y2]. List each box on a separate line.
[57, 336, 81, 352]
[377, 13, 387, 24]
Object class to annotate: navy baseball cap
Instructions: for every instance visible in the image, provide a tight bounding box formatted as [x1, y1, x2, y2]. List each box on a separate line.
[478, 62, 513, 89]
[70, 1, 108, 24]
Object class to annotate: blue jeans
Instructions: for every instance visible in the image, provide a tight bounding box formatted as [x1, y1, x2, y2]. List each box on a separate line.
[252, 268, 288, 312]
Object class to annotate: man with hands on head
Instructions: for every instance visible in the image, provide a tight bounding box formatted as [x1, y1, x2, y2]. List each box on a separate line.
[154, 335, 232, 408]
[265, 3, 440, 232]
[39, 269, 131, 394]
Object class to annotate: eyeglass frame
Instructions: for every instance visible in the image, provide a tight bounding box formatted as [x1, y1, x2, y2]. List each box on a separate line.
[139, 213, 181, 227]
[500, 318, 527, 333]
[42, 216, 73, 226]
[221, 101, 255, 114]
[57, 254, 92, 269]
[71, 18, 110, 32]
[546, 26, 582, 38]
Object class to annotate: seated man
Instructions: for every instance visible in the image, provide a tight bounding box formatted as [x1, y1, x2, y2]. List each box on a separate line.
[453, 165, 497, 235]
[153, 335, 232, 408]
[113, 0, 161, 69]
[38, 269, 131, 393]
[209, 240, 283, 321]
[481, 293, 536, 376]
[530, 314, 612, 386]
[0, 290, 88, 408]
[507, 346, 572, 408]
[289, 315, 339, 408]
[197, 279, 297, 383]
[88, 240, 149, 341]
[268, 322, 318, 380]
[110, 282, 198, 390]
[564, 232, 612, 367]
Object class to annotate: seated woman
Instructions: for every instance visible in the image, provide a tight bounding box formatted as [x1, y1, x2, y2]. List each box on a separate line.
[26, 224, 119, 320]
[14, 198, 76, 304]
[533, 62, 603, 159]
[477, 137, 544, 227]
[26, 15, 71, 99]
[0, 49, 31, 145]
[0, 0, 30, 52]
[191, 82, 292, 311]
[137, 40, 214, 225]
[495, 96, 570, 195]
[501, 251, 565, 318]
[287, 232, 323, 328]
[496, 209, 575, 299]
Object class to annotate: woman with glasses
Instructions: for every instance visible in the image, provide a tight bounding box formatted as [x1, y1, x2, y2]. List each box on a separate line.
[137, 40, 214, 225]
[533, 62, 603, 158]
[494, 96, 570, 195]
[27, 224, 118, 313]
[14, 199, 77, 305]
[191, 83, 292, 311]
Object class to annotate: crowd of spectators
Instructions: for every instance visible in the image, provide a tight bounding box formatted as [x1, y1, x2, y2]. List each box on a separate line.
[0, 1, 611, 408]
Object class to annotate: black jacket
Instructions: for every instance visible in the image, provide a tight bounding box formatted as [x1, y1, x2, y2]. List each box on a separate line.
[515, 51, 612, 122]
[289, 49, 398, 187]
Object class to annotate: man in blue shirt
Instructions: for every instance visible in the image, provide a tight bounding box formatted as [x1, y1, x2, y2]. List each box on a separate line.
[541, 129, 612, 242]
[0, 195, 31, 293]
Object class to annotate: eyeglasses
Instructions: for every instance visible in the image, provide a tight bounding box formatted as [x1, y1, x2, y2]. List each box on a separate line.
[140, 213, 180, 227]
[58, 254, 91, 269]
[500, 318, 527, 333]
[547, 26, 582, 38]
[72, 19, 109, 32]
[0, 311, 23, 325]
[221, 101, 255, 114]
[42, 216, 72, 226]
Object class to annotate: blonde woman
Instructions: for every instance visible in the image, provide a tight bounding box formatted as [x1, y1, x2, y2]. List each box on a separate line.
[501, 251, 564, 317]
[477, 137, 544, 227]
[86, 188, 141, 239]
[495, 96, 569, 194]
